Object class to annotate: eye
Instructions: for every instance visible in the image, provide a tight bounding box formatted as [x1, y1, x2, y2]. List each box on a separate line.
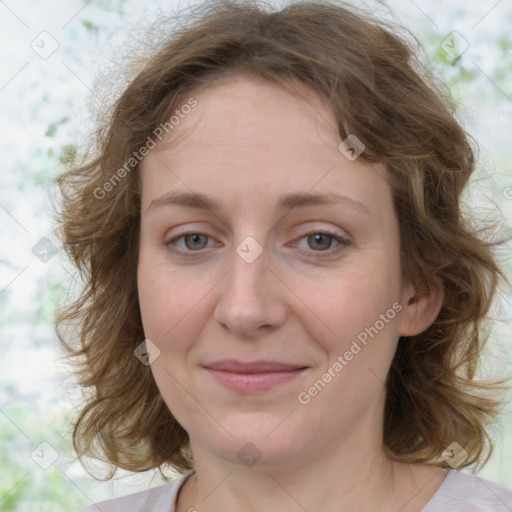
[295, 231, 350, 257]
[167, 233, 216, 252]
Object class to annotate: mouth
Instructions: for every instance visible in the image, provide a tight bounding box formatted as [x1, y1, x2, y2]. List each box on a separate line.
[201, 359, 310, 393]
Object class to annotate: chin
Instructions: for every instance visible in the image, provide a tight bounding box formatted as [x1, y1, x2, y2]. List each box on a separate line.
[194, 413, 310, 469]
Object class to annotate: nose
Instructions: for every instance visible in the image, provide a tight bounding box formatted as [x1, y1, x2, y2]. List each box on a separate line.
[213, 240, 287, 338]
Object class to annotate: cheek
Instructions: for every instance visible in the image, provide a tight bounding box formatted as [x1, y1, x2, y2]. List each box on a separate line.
[137, 261, 207, 416]
[137, 255, 188, 346]
[294, 265, 403, 427]
[287, 253, 403, 355]
[137, 250, 220, 360]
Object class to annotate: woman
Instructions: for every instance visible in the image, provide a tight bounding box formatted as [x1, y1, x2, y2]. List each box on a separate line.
[55, 1, 512, 510]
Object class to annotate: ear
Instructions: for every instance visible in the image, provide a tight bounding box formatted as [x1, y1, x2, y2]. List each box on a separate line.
[398, 274, 444, 337]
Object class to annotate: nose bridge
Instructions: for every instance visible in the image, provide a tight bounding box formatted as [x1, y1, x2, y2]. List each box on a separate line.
[224, 186, 291, 285]
[225, 206, 269, 288]
[227, 233, 268, 299]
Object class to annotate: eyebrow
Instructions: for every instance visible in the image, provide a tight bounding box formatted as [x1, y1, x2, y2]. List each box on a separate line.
[146, 190, 371, 215]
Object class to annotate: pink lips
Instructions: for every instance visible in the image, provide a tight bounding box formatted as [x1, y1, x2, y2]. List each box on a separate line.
[202, 359, 309, 393]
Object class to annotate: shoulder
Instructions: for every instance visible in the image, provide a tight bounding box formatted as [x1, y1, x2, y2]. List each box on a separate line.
[423, 469, 512, 511]
[74, 474, 191, 512]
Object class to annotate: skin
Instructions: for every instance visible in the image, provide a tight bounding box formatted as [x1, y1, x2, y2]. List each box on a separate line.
[137, 73, 446, 512]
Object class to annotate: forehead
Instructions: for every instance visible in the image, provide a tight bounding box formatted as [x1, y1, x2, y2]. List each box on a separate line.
[158, 73, 340, 155]
[139, 73, 390, 216]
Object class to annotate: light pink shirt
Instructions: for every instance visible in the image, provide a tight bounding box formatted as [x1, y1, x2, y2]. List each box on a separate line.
[77, 469, 512, 511]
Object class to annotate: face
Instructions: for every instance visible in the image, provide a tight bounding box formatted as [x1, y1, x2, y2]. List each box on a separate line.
[137, 73, 418, 470]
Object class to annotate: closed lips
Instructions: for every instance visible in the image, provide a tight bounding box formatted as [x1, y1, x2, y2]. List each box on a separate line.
[202, 360, 309, 373]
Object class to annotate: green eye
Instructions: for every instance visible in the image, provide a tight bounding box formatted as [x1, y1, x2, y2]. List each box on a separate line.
[295, 230, 350, 256]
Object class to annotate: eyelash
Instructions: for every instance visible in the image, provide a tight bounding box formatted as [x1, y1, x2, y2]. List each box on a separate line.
[166, 230, 351, 259]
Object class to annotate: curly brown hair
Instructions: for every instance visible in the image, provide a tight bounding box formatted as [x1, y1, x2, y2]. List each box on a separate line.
[55, 0, 511, 479]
